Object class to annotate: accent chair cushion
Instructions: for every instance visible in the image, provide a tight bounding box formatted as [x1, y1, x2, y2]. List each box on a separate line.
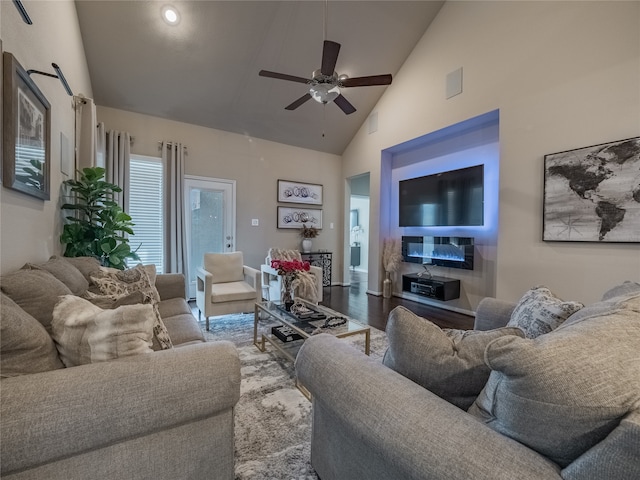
[205, 252, 245, 284]
[0, 293, 64, 377]
[210, 281, 257, 303]
[25, 256, 89, 296]
[0, 269, 73, 332]
[51, 295, 155, 367]
[468, 292, 640, 467]
[506, 286, 583, 338]
[382, 306, 524, 410]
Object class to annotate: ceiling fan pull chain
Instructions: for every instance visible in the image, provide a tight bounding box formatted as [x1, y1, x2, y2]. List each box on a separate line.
[322, 104, 326, 138]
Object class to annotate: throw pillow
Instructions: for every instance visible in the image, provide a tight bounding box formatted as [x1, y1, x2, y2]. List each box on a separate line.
[600, 281, 640, 301]
[561, 282, 640, 329]
[25, 256, 89, 296]
[91, 264, 153, 298]
[0, 269, 73, 332]
[506, 286, 583, 338]
[142, 264, 161, 302]
[468, 292, 640, 467]
[83, 290, 147, 309]
[91, 265, 172, 349]
[51, 295, 155, 367]
[1, 293, 64, 377]
[63, 256, 102, 282]
[382, 306, 524, 410]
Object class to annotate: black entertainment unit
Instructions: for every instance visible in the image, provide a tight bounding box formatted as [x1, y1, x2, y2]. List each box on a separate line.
[402, 274, 460, 301]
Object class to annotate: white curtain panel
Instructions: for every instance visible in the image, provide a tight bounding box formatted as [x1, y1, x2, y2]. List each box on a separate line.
[105, 130, 131, 209]
[75, 96, 97, 171]
[162, 141, 188, 282]
[95, 122, 106, 169]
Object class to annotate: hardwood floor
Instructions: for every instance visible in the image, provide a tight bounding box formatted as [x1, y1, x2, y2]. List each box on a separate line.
[320, 270, 475, 332]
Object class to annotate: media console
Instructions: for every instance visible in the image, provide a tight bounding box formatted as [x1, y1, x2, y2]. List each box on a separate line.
[402, 274, 460, 301]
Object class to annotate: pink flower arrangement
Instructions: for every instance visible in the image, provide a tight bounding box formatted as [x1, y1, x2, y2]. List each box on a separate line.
[271, 259, 310, 276]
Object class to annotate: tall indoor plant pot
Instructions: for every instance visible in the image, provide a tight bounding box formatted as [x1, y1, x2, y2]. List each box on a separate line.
[60, 167, 139, 269]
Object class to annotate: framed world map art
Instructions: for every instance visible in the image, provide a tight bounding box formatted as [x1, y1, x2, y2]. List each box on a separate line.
[543, 136, 640, 243]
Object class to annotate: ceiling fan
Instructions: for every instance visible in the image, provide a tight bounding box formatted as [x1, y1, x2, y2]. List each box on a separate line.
[259, 39, 392, 115]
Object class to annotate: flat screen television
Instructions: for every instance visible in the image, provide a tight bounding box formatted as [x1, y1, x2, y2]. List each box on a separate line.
[402, 236, 474, 270]
[399, 165, 484, 227]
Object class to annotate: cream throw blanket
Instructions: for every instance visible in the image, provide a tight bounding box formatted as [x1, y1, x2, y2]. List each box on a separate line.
[268, 248, 318, 304]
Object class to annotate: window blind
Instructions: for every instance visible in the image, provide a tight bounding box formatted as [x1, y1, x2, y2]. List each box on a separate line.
[129, 156, 164, 272]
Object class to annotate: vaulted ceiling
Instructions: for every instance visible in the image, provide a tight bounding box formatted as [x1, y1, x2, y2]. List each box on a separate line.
[75, 1, 444, 155]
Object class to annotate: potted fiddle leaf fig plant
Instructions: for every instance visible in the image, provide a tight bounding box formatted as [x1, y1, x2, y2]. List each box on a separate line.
[60, 167, 139, 269]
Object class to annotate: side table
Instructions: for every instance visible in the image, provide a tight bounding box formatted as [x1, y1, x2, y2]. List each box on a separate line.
[301, 251, 332, 286]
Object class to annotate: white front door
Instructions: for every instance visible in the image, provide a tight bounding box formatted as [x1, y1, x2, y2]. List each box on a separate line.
[184, 176, 236, 298]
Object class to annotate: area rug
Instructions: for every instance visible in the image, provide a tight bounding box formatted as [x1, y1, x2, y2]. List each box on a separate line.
[199, 313, 388, 480]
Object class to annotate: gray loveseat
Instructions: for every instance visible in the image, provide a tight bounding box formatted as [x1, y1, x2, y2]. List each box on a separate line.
[296, 282, 640, 480]
[1, 256, 240, 480]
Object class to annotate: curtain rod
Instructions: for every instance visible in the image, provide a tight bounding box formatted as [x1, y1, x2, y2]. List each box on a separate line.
[13, 0, 32, 24]
[27, 63, 73, 95]
[158, 141, 188, 151]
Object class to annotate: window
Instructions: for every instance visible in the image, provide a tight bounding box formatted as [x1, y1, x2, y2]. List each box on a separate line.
[129, 155, 164, 272]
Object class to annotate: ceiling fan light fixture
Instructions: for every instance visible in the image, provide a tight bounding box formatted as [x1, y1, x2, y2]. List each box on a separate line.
[310, 83, 340, 104]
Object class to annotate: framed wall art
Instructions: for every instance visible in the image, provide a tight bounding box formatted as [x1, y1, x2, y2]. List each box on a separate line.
[543, 136, 640, 243]
[277, 179, 323, 205]
[2, 51, 51, 200]
[277, 206, 323, 229]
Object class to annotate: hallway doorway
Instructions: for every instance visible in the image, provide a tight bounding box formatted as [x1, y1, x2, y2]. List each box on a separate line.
[348, 173, 370, 288]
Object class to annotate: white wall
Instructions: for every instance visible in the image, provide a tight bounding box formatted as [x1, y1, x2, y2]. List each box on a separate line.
[0, 0, 93, 274]
[342, 1, 640, 306]
[350, 195, 369, 272]
[96, 107, 343, 270]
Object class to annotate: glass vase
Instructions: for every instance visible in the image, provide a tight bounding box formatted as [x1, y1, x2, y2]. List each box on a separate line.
[281, 274, 295, 310]
[383, 271, 392, 298]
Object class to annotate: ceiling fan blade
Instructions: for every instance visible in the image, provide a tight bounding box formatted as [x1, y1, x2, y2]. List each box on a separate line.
[321, 40, 341, 76]
[259, 70, 310, 84]
[285, 93, 313, 110]
[341, 74, 393, 87]
[333, 94, 356, 115]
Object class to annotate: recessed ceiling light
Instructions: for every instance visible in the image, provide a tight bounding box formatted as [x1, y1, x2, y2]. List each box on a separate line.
[162, 5, 180, 25]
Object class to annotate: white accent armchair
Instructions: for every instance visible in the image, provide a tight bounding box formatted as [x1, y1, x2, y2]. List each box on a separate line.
[196, 252, 261, 331]
[260, 249, 323, 303]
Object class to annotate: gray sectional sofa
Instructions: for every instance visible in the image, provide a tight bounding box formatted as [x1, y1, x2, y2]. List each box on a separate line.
[0, 256, 240, 480]
[296, 282, 640, 480]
